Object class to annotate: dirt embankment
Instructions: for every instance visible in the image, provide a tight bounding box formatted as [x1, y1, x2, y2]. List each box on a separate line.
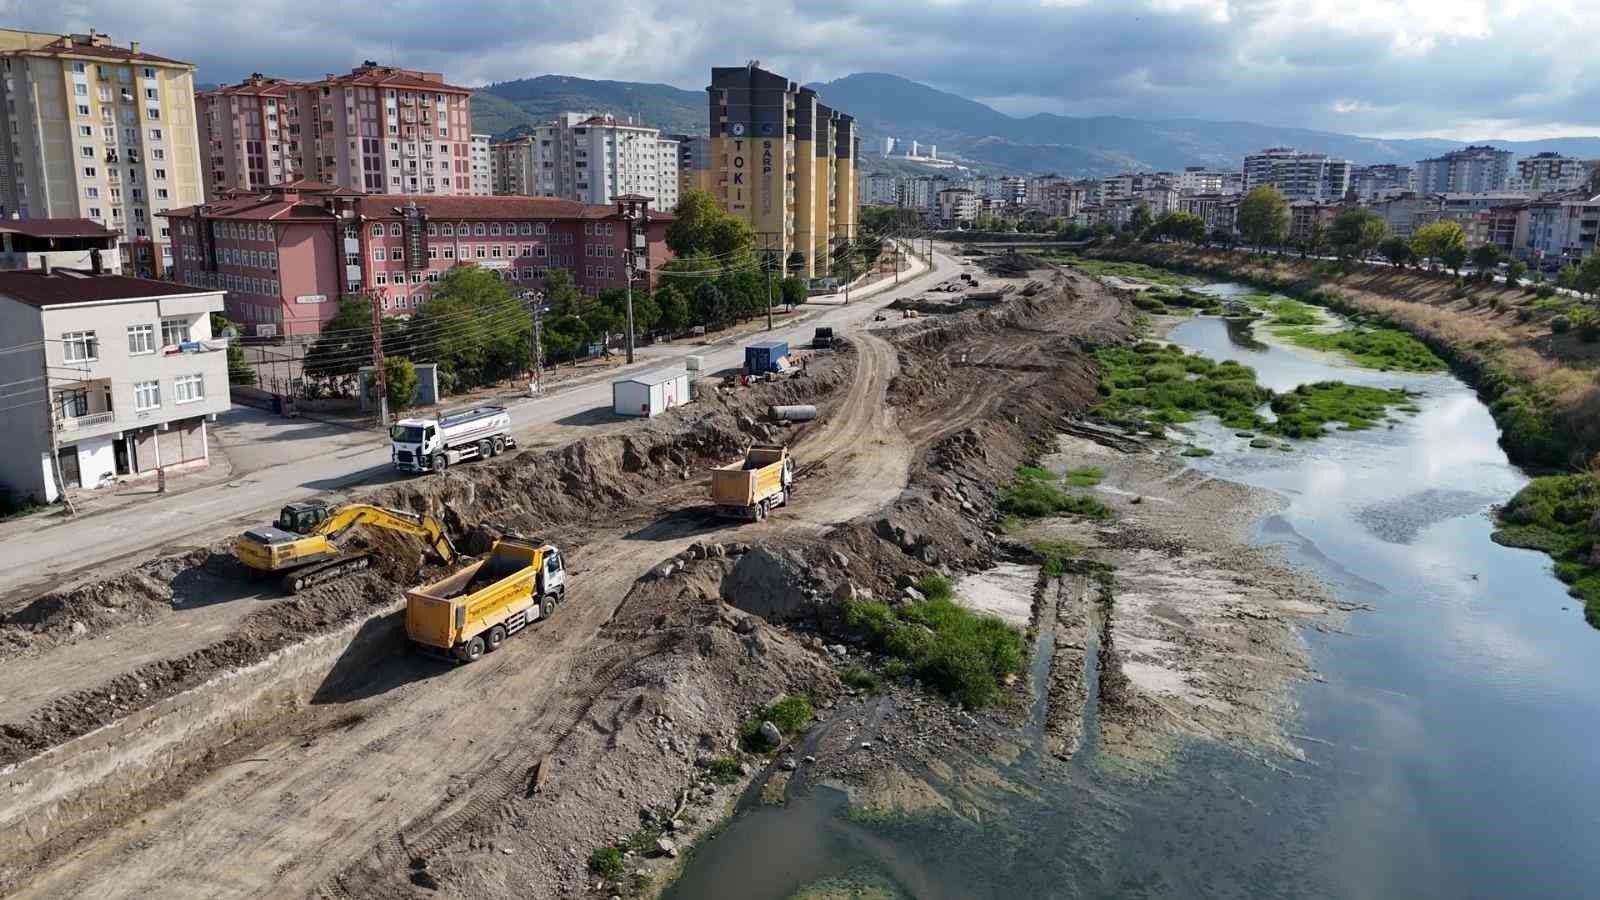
[0, 356, 853, 770]
[1087, 243, 1600, 471]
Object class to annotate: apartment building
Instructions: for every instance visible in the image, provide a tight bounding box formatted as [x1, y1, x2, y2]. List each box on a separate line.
[1177, 193, 1239, 235]
[859, 172, 898, 206]
[936, 187, 978, 226]
[0, 268, 228, 502]
[1177, 167, 1225, 195]
[195, 62, 475, 198]
[1243, 147, 1352, 201]
[707, 63, 858, 279]
[665, 133, 711, 202]
[0, 217, 120, 272]
[1523, 193, 1600, 268]
[489, 134, 534, 195]
[165, 182, 674, 336]
[502, 114, 679, 209]
[0, 29, 204, 279]
[1415, 145, 1511, 194]
[469, 133, 491, 196]
[1349, 164, 1413, 200]
[1366, 192, 1439, 239]
[900, 175, 945, 210]
[1514, 153, 1591, 193]
[195, 73, 313, 197]
[1036, 181, 1086, 218]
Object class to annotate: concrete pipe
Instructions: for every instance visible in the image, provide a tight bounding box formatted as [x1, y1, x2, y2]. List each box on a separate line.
[768, 405, 818, 422]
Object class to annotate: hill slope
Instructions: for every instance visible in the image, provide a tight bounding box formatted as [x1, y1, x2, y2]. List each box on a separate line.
[473, 75, 704, 138]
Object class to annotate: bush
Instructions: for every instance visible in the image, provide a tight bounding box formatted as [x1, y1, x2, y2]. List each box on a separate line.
[707, 756, 742, 784]
[1551, 315, 1572, 335]
[764, 695, 813, 734]
[1517, 308, 1534, 323]
[1538, 285, 1558, 299]
[588, 847, 625, 878]
[841, 665, 880, 690]
[842, 597, 1027, 708]
[383, 357, 418, 410]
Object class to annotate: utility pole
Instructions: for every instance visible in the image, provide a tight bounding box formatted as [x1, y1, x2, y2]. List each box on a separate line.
[40, 348, 75, 516]
[370, 293, 388, 428]
[762, 232, 775, 331]
[616, 194, 651, 365]
[528, 293, 544, 395]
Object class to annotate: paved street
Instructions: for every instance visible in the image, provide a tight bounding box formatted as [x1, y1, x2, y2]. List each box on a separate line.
[0, 247, 958, 602]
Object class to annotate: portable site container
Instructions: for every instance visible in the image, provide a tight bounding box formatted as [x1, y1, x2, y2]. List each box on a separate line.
[612, 368, 691, 418]
[745, 340, 789, 375]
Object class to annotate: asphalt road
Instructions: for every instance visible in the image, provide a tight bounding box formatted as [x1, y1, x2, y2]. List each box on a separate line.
[0, 246, 960, 602]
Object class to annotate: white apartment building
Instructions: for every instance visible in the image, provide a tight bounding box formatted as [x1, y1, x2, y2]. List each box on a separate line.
[1178, 167, 1225, 195]
[1243, 148, 1352, 201]
[510, 113, 678, 208]
[469, 133, 491, 196]
[936, 187, 978, 225]
[1416, 145, 1511, 194]
[0, 29, 204, 279]
[0, 268, 228, 503]
[859, 172, 899, 206]
[1514, 153, 1591, 193]
[901, 176, 945, 210]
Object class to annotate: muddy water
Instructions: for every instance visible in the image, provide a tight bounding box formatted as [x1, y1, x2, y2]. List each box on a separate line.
[666, 288, 1600, 899]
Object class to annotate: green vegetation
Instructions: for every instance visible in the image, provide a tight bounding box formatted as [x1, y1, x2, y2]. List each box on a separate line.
[998, 466, 1111, 520]
[1033, 539, 1087, 577]
[841, 665, 881, 690]
[1065, 466, 1105, 487]
[843, 581, 1027, 708]
[621, 825, 664, 855]
[1042, 254, 1196, 287]
[1496, 475, 1600, 626]
[1180, 446, 1215, 458]
[588, 846, 625, 878]
[1237, 185, 1289, 248]
[1272, 325, 1446, 372]
[707, 755, 743, 784]
[1094, 343, 1420, 438]
[383, 357, 418, 410]
[739, 694, 813, 752]
[1241, 292, 1322, 325]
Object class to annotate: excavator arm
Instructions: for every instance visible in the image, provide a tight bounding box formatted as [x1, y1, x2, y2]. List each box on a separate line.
[314, 504, 457, 564]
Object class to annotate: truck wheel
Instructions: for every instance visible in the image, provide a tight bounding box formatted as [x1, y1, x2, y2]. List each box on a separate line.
[431, 453, 448, 474]
[485, 624, 506, 651]
[541, 594, 557, 620]
[492, 436, 506, 456]
[756, 500, 768, 522]
[454, 635, 485, 662]
[477, 439, 492, 459]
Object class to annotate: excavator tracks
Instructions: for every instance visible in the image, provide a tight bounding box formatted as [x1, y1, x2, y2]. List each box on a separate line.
[283, 554, 371, 594]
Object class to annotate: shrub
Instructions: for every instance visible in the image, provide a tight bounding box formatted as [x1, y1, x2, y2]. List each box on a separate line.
[1517, 308, 1534, 323]
[384, 357, 419, 410]
[738, 719, 775, 752]
[764, 695, 813, 734]
[914, 574, 953, 600]
[1551, 315, 1571, 335]
[588, 847, 625, 878]
[841, 665, 880, 690]
[707, 756, 742, 784]
[1538, 285, 1558, 299]
[841, 596, 1027, 708]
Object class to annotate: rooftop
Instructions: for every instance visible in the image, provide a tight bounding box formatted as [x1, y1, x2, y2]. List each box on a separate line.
[1, 29, 189, 67]
[0, 218, 119, 239]
[355, 194, 674, 222]
[320, 62, 468, 94]
[0, 269, 217, 308]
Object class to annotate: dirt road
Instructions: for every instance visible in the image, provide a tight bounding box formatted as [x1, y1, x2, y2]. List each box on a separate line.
[10, 309, 920, 900]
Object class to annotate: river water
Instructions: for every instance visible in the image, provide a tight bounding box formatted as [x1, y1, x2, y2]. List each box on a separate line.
[667, 284, 1600, 899]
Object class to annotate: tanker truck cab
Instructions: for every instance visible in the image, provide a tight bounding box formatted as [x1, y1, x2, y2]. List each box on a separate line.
[390, 405, 515, 474]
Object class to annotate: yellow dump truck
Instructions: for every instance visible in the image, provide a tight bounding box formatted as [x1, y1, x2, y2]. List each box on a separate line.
[404, 537, 567, 662]
[710, 444, 794, 521]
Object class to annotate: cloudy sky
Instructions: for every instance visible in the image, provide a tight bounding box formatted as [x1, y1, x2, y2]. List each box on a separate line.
[11, 0, 1597, 140]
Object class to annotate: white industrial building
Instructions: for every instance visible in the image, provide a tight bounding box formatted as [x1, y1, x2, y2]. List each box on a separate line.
[612, 368, 690, 418]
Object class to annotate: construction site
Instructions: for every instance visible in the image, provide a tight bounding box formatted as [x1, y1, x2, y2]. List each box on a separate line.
[0, 251, 1340, 899]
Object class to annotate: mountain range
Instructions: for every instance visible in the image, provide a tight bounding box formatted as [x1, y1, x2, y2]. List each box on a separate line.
[473, 72, 1600, 179]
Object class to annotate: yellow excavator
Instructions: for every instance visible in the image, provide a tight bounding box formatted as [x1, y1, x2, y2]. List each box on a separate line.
[235, 501, 457, 593]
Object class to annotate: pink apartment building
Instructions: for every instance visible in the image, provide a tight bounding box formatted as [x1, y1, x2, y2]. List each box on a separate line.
[195, 62, 476, 198]
[163, 182, 672, 337]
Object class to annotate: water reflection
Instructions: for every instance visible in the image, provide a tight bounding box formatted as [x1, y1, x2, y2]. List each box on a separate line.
[668, 289, 1600, 900]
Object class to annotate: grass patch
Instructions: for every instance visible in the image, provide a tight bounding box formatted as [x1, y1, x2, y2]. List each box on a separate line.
[707, 755, 743, 784]
[1093, 343, 1419, 438]
[1273, 325, 1446, 372]
[841, 665, 881, 690]
[739, 694, 814, 752]
[1496, 475, 1600, 627]
[1065, 465, 1105, 487]
[999, 466, 1111, 520]
[1043, 254, 1197, 287]
[843, 596, 1027, 708]
[1033, 538, 1086, 577]
[621, 825, 664, 855]
[1180, 446, 1214, 457]
[1240, 291, 1323, 325]
[588, 846, 625, 878]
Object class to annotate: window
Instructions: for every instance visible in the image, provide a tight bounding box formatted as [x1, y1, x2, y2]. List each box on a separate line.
[376, 272, 388, 286]
[62, 330, 98, 362]
[127, 323, 155, 355]
[83, 166, 97, 178]
[442, 245, 454, 259]
[142, 67, 155, 79]
[373, 246, 385, 261]
[77, 104, 91, 117]
[152, 148, 164, 160]
[520, 222, 532, 235]
[371, 223, 384, 236]
[85, 186, 99, 199]
[153, 168, 166, 180]
[88, 207, 102, 218]
[146, 108, 160, 120]
[475, 245, 486, 259]
[56, 389, 89, 419]
[390, 248, 403, 260]
[174, 373, 205, 404]
[441, 223, 454, 236]
[160, 317, 190, 347]
[134, 379, 161, 411]
[535, 223, 547, 235]
[78, 124, 92, 137]
[489, 223, 501, 236]
[426, 222, 437, 236]
[473, 223, 486, 236]
[491, 245, 502, 258]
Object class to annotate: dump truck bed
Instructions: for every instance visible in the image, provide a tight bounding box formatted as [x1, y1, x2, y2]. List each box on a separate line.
[710, 445, 790, 513]
[405, 541, 542, 651]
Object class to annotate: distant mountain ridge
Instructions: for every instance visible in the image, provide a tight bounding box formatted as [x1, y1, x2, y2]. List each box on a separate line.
[472, 72, 1600, 179]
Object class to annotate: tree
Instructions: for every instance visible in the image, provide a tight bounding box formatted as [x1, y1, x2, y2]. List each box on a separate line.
[543, 268, 583, 317]
[383, 357, 418, 410]
[631, 290, 661, 336]
[1576, 254, 1600, 298]
[1379, 236, 1414, 268]
[692, 281, 724, 328]
[1236, 186, 1289, 250]
[666, 189, 755, 258]
[1328, 208, 1386, 260]
[1154, 211, 1205, 244]
[656, 285, 689, 335]
[1472, 244, 1503, 282]
[856, 235, 884, 272]
[1440, 242, 1469, 276]
[544, 315, 590, 365]
[409, 267, 529, 391]
[1409, 221, 1466, 272]
[304, 293, 378, 379]
[1208, 228, 1236, 247]
[1127, 205, 1154, 238]
[781, 275, 807, 310]
[1506, 259, 1527, 286]
[1305, 221, 1329, 259]
[211, 313, 255, 386]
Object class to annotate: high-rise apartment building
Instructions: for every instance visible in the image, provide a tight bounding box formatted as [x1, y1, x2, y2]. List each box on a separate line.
[1349, 164, 1413, 199]
[1514, 152, 1590, 193]
[859, 172, 899, 206]
[1242, 147, 1352, 201]
[0, 28, 205, 277]
[707, 63, 858, 279]
[1415, 145, 1512, 194]
[196, 62, 475, 198]
[469, 133, 491, 195]
[496, 114, 678, 209]
[489, 134, 534, 195]
[664, 133, 710, 202]
[1177, 167, 1226, 195]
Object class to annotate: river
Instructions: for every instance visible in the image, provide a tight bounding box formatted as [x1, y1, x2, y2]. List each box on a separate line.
[666, 282, 1600, 899]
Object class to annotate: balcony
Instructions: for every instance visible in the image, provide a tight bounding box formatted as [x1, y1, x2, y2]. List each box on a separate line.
[59, 410, 114, 432]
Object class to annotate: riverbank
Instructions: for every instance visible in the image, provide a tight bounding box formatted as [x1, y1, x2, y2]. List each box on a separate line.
[1077, 243, 1600, 629]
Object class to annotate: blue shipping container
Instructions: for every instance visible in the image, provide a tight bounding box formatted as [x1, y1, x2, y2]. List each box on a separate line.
[745, 340, 789, 374]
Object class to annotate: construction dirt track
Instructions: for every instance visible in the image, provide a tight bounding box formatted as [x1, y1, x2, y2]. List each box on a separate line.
[0, 255, 1129, 899]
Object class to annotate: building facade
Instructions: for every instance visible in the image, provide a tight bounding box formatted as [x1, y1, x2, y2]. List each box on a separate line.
[1177, 167, 1225, 195]
[707, 63, 858, 279]
[499, 114, 679, 209]
[1523, 193, 1600, 268]
[0, 217, 120, 272]
[195, 62, 475, 198]
[1514, 153, 1590, 193]
[858, 172, 898, 206]
[1243, 147, 1352, 201]
[1349, 164, 1413, 199]
[165, 183, 674, 336]
[664, 133, 710, 202]
[0, 268, 228, 503]
[0, 29, 205, 278]
[469, 133, 491, 195]
[935, 187, 977, 226]
[1415, 145, 1512, 194]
